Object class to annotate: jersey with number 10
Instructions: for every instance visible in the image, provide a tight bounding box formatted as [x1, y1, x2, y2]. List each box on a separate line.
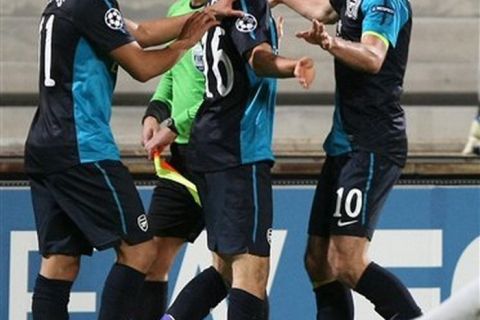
[187, 0, 278, 172]
[25, 0, 134, 174]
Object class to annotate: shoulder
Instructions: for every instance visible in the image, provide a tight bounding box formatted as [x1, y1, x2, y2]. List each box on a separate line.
[361, 0, 410, 15]
[235, 0, 267, 14]
[329, 0, 344, 14]
[72, 0, 121, 16]
[167, 0, 187, 16]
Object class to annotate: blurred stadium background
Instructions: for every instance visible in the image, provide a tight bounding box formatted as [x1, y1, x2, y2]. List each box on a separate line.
[0, 0, 479, 319]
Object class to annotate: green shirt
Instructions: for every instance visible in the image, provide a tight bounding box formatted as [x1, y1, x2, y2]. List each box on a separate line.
[150, 0, 206, 145]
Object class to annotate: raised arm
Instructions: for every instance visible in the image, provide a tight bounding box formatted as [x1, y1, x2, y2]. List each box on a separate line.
[297, 20, 388, 74]
[125, 0, 243, 48]
[248, 42, 315, 89]
[270, 0, 338, 23]
[112, 12, 218, 82]
[125, 15, 192, 48]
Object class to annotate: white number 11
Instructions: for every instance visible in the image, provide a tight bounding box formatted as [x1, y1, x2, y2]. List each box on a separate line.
[39, 15, 56, 87]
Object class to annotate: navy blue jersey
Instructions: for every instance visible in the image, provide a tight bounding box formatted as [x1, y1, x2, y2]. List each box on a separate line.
[187, 0, 278, 172]
[324, 0, 412, 166]
[25, 0, 134, 174]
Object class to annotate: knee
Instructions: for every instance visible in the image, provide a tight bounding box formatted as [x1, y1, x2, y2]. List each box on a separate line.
[145, 258, 170, 281]
[304, 247, 332, 282]
[212, 255, 232, 284]
[40, 255, 81, 281]
[250, 264, 269, 287]
[232, 255, 269, 297]
[146, 238, 185, 281]
[304, 249, 321, 276]
[117, 240, 158, 273]
[327, 252, 358, 288]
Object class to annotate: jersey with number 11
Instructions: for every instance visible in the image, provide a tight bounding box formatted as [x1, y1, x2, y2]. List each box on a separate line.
[25, 0, 134, 174]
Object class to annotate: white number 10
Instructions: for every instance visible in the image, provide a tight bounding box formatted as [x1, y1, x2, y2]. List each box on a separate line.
[333, 187, 363, 218]
[39, 15, 56, 87]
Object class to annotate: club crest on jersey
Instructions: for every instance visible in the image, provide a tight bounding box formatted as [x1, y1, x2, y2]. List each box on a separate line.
[235, 13, 258, 33]
[346, 0, 362, 20]
[137, 214, 149, 232]
[104, 8, 124, 30]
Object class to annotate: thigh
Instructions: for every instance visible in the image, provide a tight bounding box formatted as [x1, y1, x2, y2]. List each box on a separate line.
[29, 175, 93, 256]
[331, 152, 402, 239]
[48, 161, 153, 250]
[308, 155, 350, 237]
[147, 178, 203, 243]
[196, 162, 273, 257]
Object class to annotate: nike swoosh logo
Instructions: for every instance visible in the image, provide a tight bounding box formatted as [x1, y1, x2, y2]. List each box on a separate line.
[337, 219, 358, 227]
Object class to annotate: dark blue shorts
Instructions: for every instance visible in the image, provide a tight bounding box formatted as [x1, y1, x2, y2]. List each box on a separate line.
[29, 160, 153, 256]
[193, 162, 273, 257]
[308, 151, 402, 240]
[148, 144, 204, 242]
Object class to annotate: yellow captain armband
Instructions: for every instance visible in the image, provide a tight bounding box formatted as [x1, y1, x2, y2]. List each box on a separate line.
[362, 31, 390, 49]
[153, 151, 202, 206]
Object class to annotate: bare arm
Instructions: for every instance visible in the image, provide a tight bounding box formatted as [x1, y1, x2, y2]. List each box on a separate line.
[248, 42, 315, 89]
[125, 0, 243, 48]
[111, 41, 187, 82]
[297, 20, 388, 74]
[270, 0, 338, 23]
[125, 15, 192, 48]
[113, 12, 219, 82]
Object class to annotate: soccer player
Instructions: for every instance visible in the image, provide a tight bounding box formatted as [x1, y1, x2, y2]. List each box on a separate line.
[271, 0, 423, 319]
[23, 0, 231, 319]
[143, 0, 315, 319]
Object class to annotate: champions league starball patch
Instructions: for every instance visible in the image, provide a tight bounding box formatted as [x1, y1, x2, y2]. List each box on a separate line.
[104, 8, 124, 30]
[235, 13, 258, 33]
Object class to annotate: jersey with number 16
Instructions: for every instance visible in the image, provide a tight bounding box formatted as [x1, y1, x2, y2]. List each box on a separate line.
[187, 0, 279, 172]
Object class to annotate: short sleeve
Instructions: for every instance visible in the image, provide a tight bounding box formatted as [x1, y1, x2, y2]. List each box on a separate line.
[229, 0, 272, 57]
[73, 0, 134, 53]
[329, 0, 343, 14]
[361, 0, 410, 47]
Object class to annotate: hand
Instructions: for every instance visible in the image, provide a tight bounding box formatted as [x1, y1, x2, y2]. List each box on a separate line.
[296, 19, 334, 51]
[294, 57, 315, 89]
[268, 0, 283, 8]
[144, 127, 178, 160]
[141, 116, 160, 147]
[207, 0, 244, 18]
[175, 11, 219, 50]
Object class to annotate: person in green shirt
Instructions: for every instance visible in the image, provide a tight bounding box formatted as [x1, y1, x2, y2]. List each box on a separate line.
[137, 1, 226, 319]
